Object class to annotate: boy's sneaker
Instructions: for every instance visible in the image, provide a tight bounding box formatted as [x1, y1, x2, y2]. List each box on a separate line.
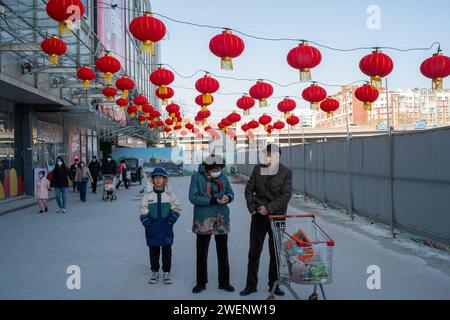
[149, 271, 159, 284]
[163, 272, 172, 284]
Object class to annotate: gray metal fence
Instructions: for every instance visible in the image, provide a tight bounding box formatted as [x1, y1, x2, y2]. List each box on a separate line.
[236, 126, 450, 245]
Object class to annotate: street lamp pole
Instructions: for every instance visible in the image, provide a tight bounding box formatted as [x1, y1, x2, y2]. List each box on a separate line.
[345, 89, 353, 220]
[302, 121, 306, 202]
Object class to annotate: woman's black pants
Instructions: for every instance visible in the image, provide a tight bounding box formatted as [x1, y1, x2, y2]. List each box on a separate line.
[196, 234, 230, 287]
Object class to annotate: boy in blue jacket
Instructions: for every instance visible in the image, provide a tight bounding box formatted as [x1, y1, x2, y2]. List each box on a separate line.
[140, 168, 182, 284]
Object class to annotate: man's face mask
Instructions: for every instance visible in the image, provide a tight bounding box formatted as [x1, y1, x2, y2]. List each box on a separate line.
[210, 170, 221, 178]
[107, 158, 111, 162]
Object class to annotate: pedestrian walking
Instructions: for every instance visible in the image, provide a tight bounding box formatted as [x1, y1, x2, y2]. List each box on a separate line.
[116, 160, 130, 190]
[188, 154, 235, 294]
[101, 154, 117, 175]
[75, 161, 93, 202]
[50, 157, 70, 213]
[35, 170, 51, 214]
[240, 144, 293, 297]
[139, 167, 182, 285]
[69, 158, 79, 193]
[88, 156, 101, 193]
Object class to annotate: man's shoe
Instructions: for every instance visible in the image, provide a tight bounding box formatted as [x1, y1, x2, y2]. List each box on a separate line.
[269, 286, 285, 296]
[218, 284, 235, 292]
[239, 287, 257, 296]
[149, 271, 159, 284]
[61, 209, 67, 214]
[163, 272, 172, 284]
[192, 284, 206, 293]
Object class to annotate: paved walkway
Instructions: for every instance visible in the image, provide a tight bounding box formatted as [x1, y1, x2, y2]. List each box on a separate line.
[0, 176, 449, 299]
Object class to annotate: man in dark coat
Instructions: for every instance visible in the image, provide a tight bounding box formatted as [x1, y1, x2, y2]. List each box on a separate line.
[88, 156, 101, 193]
[240, 144, 293, 297]
[101, 154, 117, 175]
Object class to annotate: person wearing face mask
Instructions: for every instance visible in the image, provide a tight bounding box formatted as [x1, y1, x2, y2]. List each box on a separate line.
[102, 154, 117, 175]
[69, 158, 80, 193]
[35, 170, 51, 214]
[189, 154, 235, 294]
[50, 157, 71, 213]
[240, 144, 293, 297]
[88, 156, 101, 193]
[75, 160, 93, 202]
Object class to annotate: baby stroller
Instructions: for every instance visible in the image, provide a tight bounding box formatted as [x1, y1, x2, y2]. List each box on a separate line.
[102, 174, 117, 201]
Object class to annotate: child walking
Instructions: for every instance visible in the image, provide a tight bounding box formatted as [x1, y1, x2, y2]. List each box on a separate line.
[35, 170, 51, 214]
[139, 168, 182, 284]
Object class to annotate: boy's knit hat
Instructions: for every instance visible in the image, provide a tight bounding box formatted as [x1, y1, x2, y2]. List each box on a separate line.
[151, 167, 169, 178]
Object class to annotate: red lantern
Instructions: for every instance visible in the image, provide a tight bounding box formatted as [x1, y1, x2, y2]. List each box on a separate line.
[142, 104, 154, 117]
[174, 125, 182, 130]
[149, 109, 161, 121]
[287, 42, 322, 82]
[129, 13, 166, 55]
[185, 123, 194, 130]
[166, 103, 180, 118]
[195, 94, 214, 110]
[102, 86, 117, 101]
[286, 115, 300, 128]
[127, 105, 138, 118]
[355, 84, 379, 111]
[227, 112, 241, 124]
[241, 123, 250, 133]
[265, 124, 274, 137]
[209, 29, 245, 70]
[137, 115, 148, 123]
[302, 83, 327, 111]
[150, 67, 175, 94]
[165, 127, 174, 133]
[258, 114, 272, 131]
[148, 122, 156, 131]
[156, 120, 165, 128]
[115, 76, 135, 98]
[320, 98, 340, 118]
[249, 81, 274, 108]
[247, 119, 260, 130]
[76, 66, 95, 88]
[236, 95, 256, 116]
[273, 120, 285, 131]
[156, 86, 174, 105]
[46, 0, 85, 35]
[277, 98, 297, 119]
[198, 109, 211, 123]
[420, 51, 450, 90]
[41, 36, 67, 64]
[96, 53, 121, 83]
[195, 74, 220, 105]
[165, 118, 174, 126]
[221, 118, 232, 128]
[116, 98, 128, 110]
[359, 49, 394, 88]
[133, 95, 148, 111]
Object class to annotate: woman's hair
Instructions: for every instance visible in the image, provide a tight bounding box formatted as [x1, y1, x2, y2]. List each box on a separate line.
[78, 161, 85, 168]
[203, 154, 225, 171]
[121, 160, 125, 164]
[56, 157, 66, 168]
[39, 170, 46, 176]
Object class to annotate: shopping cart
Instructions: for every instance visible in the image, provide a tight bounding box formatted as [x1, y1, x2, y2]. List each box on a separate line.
[102, 174, 117, 202]
[268, 214, 334, 300]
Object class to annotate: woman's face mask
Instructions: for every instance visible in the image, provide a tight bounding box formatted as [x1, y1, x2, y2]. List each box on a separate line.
[210, 170, 221, 178]
[39, 174, 44, 179]
[80, 164, 85, 168]
[57, 161, 62, 166]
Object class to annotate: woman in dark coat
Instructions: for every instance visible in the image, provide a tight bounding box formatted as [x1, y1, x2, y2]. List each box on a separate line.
[189, 154, 235, 294]
[50, 156, 70, 213]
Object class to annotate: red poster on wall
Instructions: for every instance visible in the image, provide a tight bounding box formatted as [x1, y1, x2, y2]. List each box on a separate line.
[96, 0, 126, 69]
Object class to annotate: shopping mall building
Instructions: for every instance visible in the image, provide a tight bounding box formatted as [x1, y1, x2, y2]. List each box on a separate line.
[0, 0, 160, 199]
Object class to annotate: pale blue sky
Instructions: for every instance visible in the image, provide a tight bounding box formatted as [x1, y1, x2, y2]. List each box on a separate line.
[152, 0, 450, 120]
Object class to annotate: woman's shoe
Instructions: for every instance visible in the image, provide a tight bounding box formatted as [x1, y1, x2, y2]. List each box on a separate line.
[45, 207, 48, 212]
[149, 271, 159, 284]
[192, 284, 206, 293]
[61, 209, 67, 214]
[163, 272, 172, 284]
[39, 210, 44, 214]
[56, 209, 61, 213]
[218, 284, 235, 292]
[239, 287, 257, 296]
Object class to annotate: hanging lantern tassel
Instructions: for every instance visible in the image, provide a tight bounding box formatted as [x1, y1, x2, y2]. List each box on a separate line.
[49, 54, 58, 65]
[433, 78, 443, 91]
[310, 103, 319, 111]
[122, 90, 129, 98]
[327, 112, 333, 119]
[162, 99, 168, 106]
[82, 80, 90, 88]
[284, 112, 291, 119]
[130, 113, 136, 118]
[141, 40, 155, 55]
[104, 72, 113, 83]
[363, 102, 373, 112]
[107, 96, 114, 102]
[259, 99, 268, 108]
[170, 113, 175, 118]
[300, 68, 312, 82]
[264, 125, 269, 131]
[244, 109, 250, 116]
[221, 57, 233, 70]
[370, 76, 383, 89]
[59, 20, 74, 36]
[202, 94, 212, 105]
[138, 105, 143, 111]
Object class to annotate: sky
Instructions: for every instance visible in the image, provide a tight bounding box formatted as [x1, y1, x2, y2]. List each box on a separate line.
[151, 0, 450, 121]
